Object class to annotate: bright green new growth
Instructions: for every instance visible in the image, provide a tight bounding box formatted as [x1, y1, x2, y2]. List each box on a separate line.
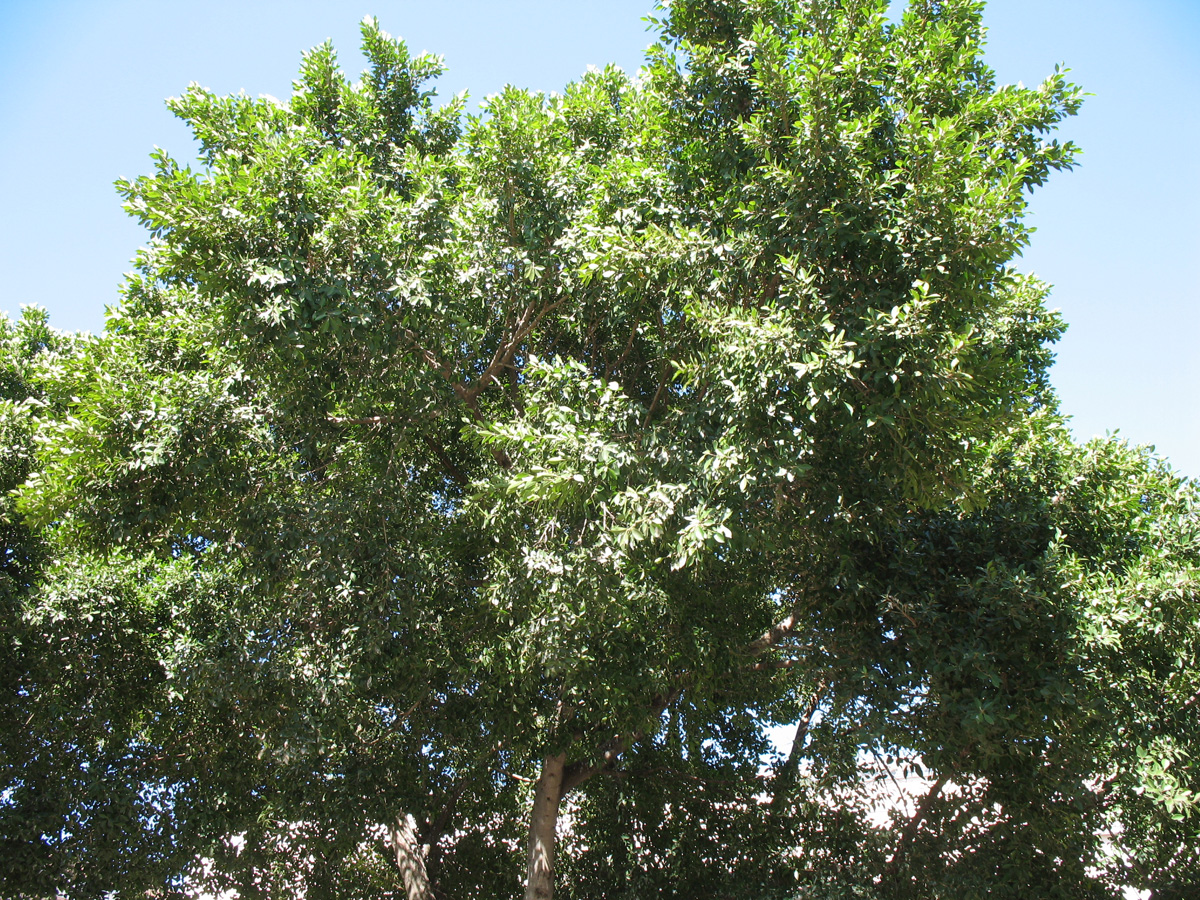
[2, 2, 1197, 898]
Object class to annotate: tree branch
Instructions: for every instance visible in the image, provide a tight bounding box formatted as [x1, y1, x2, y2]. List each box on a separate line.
[467, 294, 567, 404]
[770, 680, 826, 809]
[423, 739, 507, 871]
[887, 774, 949, 877]
[419, 433, 468, 488]
[747, 613, 798, 656]
[560, 686, 685, 796]
[558, 606, 811, 799]
[327, 415, 401, 426]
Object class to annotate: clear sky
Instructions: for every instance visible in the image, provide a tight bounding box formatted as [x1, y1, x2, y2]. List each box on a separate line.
[1, 0, 1196, 475]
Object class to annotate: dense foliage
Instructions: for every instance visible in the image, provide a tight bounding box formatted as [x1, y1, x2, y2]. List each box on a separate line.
[1, 1, 1197, 898]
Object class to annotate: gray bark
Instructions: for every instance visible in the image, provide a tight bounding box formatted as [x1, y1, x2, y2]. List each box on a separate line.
[387, 814, 434, 900]
[525, 751, 567, 900]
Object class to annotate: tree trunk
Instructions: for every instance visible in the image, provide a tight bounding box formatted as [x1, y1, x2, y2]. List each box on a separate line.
[524, 751, 567, 900]
[387, 814, 434, 900]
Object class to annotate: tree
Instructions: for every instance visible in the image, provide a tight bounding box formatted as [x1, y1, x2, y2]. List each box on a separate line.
[4, 1, 1196, 897]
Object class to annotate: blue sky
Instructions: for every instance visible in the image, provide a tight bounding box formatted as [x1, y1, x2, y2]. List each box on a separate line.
[1, 0, 1196, 475]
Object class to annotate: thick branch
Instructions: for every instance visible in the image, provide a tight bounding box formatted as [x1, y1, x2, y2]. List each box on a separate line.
[641, 308, 672, 426]
[561, 733, 629, 795]
[420, 739, 508, 882]
[642, 364, 670, 428]
[887, 774, 949, 877]
[748, 613, 798, 656]
[607, 309, 642, 382]
[560, 687, 684, 795]
[400, 326, 457, 385]
[762, 271, 783, 305]
[770, 681, 826, 809]
[468, 294, 567, 405]
[394, 327, 512, 468]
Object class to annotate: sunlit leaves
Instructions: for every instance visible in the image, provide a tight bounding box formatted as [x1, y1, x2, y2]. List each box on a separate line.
[8, 3, 1188, 898]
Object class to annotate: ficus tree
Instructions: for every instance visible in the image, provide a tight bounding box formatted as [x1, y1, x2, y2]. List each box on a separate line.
[2, 1, 1196, 898]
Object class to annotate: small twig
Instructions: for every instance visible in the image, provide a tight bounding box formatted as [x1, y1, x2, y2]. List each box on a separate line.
[327, 415, 399, 426]
[641, 366, 669, 427]
[872, 746, 909, 811]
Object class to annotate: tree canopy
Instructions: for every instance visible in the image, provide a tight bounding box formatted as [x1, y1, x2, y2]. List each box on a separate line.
[2, 1, 1197, 898]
